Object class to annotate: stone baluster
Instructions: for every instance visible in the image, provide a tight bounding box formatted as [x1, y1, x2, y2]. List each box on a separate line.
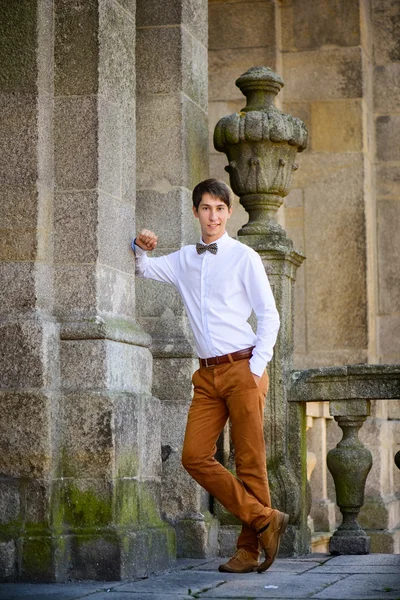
[214, 66, 309, 555]
[327, 399, 373, 554]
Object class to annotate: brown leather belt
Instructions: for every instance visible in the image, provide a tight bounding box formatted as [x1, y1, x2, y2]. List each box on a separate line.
[199, 346, 255, 368]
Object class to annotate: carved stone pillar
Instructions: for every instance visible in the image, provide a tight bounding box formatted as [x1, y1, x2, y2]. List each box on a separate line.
[214, 66, 309, 555]
[327, 399, 372, 554]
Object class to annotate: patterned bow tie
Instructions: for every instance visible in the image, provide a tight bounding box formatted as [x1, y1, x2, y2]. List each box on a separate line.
[196, 242, 218, 255]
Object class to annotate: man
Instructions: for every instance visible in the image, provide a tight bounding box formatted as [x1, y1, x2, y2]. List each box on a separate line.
[132, 178, 288, 573]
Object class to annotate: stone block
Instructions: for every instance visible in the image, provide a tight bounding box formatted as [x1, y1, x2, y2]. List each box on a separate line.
[106, 340, 152, 393]
[136, 276, 184, 318]
[0, 392, 51, 478]
[378, 315, 400, 364]
[282, 47, 363, 102]
[136, 94, 184, 189]
[303, 154, 368, 352]
[0, 318, 58, 390]
[54, 190, 98, 265]
[25, 479, 50, 531]
[0, 228, 37, 262]
[0, 480, 21, 525]
[311, 99, 363, 152]
[59, 392, 118, 478]
[0, 1, 38, 93]
[0, 183, 38, 229]
[143, 316, 196, 358]
[60, 339, 107, 391]
[374, 63, 400, 113]
[98, 194, 135, 273]
[209, 1, 275, 50]
[377, 200, 400, 313]
[99, 0, 136, 107]
[182, 27, 208, 111]
[0, 93, 37, 186]
[114, 392, 141, 478]
[119, 526, 175, 579]
[136, 187, 199, 248]
[136, 27, 182, 95]
[97, 266, 135, 318]
[371, 0, 400, 65]
[174, 516, 219, 558]
[376, 115, 400, 162]
[98, 99, 122, 199]
[121, 102, 136, 205]
[54, 265, 97, 317]
[376, 164, 400, 199]
[153, 358, 196, 403]
[218, 525, 241, 557]
[139, 395, 162, 478]
[55, 478, 113, 530]
[280, 0, 360, 52]
[209, 47, 277, 102]
[137, 0, 207, 43]
[0, 541, 16, 580]
[66, 533, 120, 581]
[183, 95, 209, 189]
[54, 96, 98, 190]
[54, 0, 99, 95]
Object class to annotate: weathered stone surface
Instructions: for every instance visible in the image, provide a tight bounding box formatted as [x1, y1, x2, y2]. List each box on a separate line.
[98, 99, 122, 199]
[0, 541, 16, 580]
[376, 115, 400, 162]
[54, 0, 98, 95]
[54, 96, 98, 190]
[98, 0, 136, 106]
[311, 99, 363, 152]
[136, 0, 207, 43]
[121, 101, 136, 205]
[371, 0, 400, 65]
[98, 194, 135, 273]
[96, 267, 135, 318]
[136, 188, 198, 249]
[0, 392, 52, 478]
[209, 47, 277, 102]
[54, 265, 97, 317]
[136, 275, 184, 318]
[0, 93, 37, 186]
[174, 516, 219, 559]
[0, 318, 58, 390]
[376, 164, 400, 199]
[282, 47, 363, 102]
[0, 184, 39, 229]
[209, 0, 275, 50]
[137, 27, 207, 111]
[281, 0, 360, 52]
[54, 191, 98, 265]
[60, 340, 152, 393]
[290, 364, 400, 402]
[378, 315, 400, 364]
[374, 63, 400, 113]
[153, 358, 196, 402]
[377, 200, 400, 313]
[313, 573, 400, 599]
[302, 156, 367, 353]
[139, 395, 162, 478]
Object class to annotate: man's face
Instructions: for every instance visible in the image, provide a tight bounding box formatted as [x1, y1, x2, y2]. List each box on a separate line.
[192, 193, 233, 243]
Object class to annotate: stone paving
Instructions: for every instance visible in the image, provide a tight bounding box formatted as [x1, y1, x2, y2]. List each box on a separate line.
[0, 554, 399, 600]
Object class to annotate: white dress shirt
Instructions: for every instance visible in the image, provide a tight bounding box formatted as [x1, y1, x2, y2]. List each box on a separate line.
[133, 232, 280, 377]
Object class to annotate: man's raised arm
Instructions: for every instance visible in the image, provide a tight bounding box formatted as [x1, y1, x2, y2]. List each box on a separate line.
[131, 229, 179, 286]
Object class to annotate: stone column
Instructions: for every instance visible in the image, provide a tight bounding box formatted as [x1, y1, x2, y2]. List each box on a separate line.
[0, 0, 58, 582]
[214, 66, 310, 556]
[135, 0, 215, 557]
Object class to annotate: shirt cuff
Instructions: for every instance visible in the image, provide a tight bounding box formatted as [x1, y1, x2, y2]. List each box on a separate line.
[131, 239, 146, 255]
[249, 355, 268, 378]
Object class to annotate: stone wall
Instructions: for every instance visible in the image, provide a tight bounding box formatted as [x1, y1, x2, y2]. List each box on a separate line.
[208, 0, 400, 553]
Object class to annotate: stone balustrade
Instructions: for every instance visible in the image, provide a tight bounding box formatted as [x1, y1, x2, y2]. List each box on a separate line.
[290, 365, 400, 554]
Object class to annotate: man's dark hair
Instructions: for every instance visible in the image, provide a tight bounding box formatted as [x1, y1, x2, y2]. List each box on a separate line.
[192, 178, 233, 210]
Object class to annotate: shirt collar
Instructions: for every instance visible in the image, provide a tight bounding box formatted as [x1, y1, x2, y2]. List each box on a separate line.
[199, 232, 230, 248]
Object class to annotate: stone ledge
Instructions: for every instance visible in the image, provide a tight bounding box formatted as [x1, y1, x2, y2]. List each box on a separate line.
[290, 364, 400, 402]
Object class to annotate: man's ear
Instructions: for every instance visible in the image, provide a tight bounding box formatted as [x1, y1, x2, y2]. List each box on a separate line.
[228, 206, 233, 218]
[192, 205, 199, 218]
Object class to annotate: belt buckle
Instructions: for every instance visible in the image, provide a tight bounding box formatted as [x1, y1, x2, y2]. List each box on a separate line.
[204, 357, 211, 368]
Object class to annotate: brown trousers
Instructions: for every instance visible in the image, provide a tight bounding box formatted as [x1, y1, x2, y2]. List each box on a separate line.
[182, 358, 274, 558]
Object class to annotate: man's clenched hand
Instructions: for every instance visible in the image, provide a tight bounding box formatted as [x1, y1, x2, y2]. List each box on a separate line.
[135, 229, 158, 252]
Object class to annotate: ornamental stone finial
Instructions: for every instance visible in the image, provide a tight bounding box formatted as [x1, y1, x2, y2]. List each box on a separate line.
[214, 66, 308, 251]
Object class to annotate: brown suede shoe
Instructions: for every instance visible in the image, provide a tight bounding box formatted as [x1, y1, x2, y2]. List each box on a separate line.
[257, 510, 289, 573]
[218, 549, 259, 573]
